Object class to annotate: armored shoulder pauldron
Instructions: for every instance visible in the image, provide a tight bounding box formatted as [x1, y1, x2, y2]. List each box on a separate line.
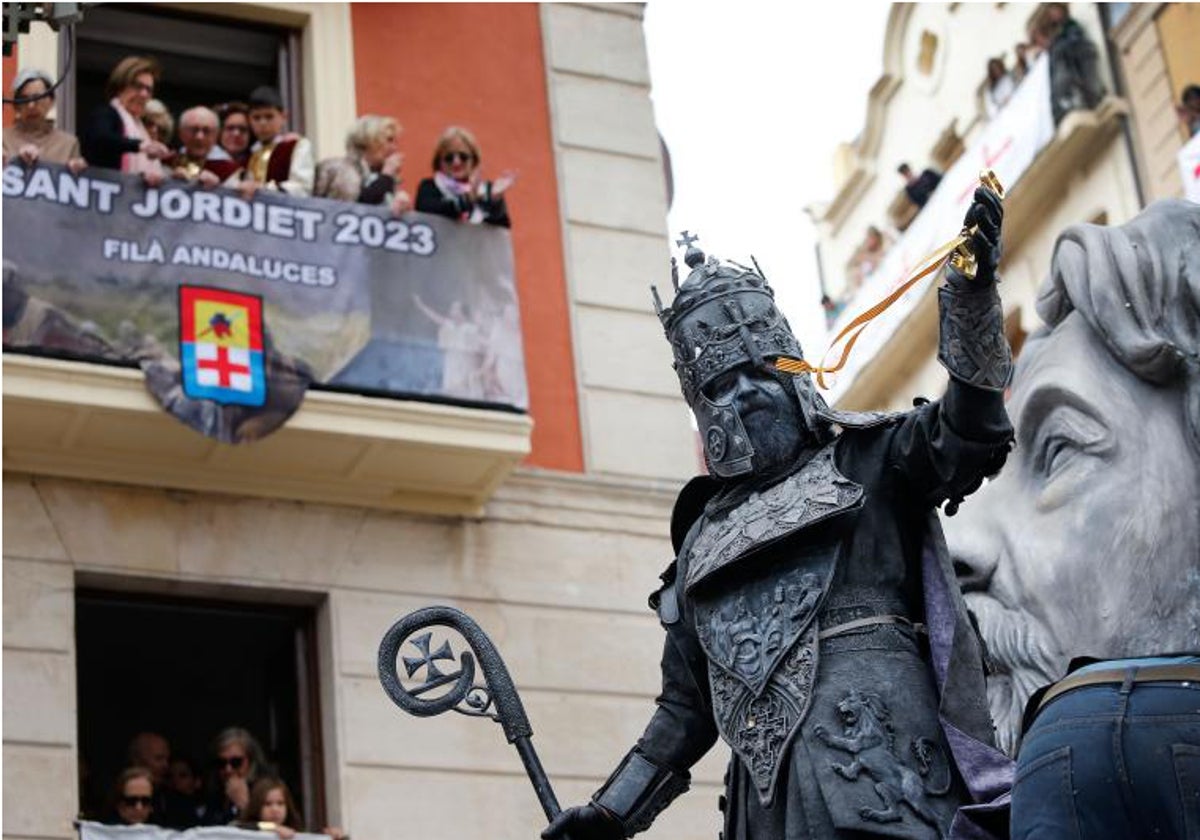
[684, 441, 864, 593]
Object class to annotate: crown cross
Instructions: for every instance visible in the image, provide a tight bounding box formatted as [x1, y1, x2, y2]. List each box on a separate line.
[675, 230, 699, 249]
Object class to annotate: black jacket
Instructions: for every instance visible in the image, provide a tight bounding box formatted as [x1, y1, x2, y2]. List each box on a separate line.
[415, 177, 510, 228]
[80, 104, 142, 170]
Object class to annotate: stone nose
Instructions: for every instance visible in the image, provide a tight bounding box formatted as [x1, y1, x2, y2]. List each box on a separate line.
[941, 496, 998, 593]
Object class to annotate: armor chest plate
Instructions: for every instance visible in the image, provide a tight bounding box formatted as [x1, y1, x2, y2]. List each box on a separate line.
[684, 442, 863, 594]
[684, 442, 864, 804]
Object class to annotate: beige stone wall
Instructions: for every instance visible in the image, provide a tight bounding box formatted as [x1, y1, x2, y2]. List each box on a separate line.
[3, 472, 726, 840]
[541, 3, 699, 483]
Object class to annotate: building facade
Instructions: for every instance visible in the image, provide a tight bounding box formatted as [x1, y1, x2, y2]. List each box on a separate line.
[3, 4, 726, 839]
[811, 2, 1199, 411]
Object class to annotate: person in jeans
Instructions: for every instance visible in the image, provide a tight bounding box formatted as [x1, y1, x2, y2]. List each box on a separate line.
[1011, 655, 1200, 839]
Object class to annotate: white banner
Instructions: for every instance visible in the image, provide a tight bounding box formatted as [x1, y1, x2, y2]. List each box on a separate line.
[825, 53, 1055, 401]
[79, 822, 330, 840]
[1180, 132, 1200, 204]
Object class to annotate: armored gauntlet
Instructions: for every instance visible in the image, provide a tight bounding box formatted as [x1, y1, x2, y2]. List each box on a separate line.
[937, 187, 1012, 391]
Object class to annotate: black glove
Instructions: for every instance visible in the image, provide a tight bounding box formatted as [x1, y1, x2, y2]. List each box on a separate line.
[960, 185, 1004, 285]
[541, 803, 624, 840]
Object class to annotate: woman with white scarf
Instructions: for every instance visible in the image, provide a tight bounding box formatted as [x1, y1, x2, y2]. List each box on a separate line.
[80, 55, 170, 185]
[415, 125, 514, 228]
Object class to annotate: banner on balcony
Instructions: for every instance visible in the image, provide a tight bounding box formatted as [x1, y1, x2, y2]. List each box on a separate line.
[78, 822, 331, 840]
[2, 163, 528, 443]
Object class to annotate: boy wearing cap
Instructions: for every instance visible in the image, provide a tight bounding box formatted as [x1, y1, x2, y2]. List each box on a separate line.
[240, 85, 314, 197]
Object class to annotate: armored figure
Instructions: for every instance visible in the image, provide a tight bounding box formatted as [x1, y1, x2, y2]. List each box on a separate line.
[544, 188, 1014, 840]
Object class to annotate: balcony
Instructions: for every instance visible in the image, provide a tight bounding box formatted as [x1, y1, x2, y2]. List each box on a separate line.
[3, 167, 533, 516]
[822, 52, 1128, 408]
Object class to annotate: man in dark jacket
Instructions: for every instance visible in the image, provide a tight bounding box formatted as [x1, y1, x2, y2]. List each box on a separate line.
[545, 186, 1014, 840]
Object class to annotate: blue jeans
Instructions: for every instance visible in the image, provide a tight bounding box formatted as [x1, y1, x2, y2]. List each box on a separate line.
[1011, 675, 1200, 839]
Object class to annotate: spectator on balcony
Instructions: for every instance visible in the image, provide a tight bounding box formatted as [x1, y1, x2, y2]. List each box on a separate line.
[142, 98, 175, 149]
[202, 726, 271, 825]
[984, 57, 1016, 119]
[897, 161, 941, 209]
[80, 55, 170, 184]
[848, 224, 893, 291]
[240, 86, 314, 198]
[415, 126, 514, 228]
[1177, 84, 1200, 137]
[238, 777, 347, 840]
[108, 766, 157, 826]
[172, 107, 242, 188]
[314, 114, 412, 215]
[1012, 42, 1031, 84]
[215, 101, 252, 166]
[1041, 2, 1106, 124]
[2, 68, 85, 172]
[163, 755, 207, 828]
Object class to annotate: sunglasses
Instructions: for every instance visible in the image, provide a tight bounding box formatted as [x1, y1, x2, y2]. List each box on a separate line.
[130, 81, 154, 95]
[122, 796, 153, 808]
[441, 151, 471, 166]
[216, 756, 245, 770]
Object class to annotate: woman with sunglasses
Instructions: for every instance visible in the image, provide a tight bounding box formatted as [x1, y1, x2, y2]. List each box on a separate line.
[108, 766, 156, 826]
[415, 126, 514, 228]
[79, 55, 170, 184]
[202, 726, 270, 825]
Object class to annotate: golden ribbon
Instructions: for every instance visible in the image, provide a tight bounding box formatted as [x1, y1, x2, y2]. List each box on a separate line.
[775, 170, 1004, 390]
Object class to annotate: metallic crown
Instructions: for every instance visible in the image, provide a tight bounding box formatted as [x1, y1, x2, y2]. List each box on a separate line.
[653, 232, 803, 406]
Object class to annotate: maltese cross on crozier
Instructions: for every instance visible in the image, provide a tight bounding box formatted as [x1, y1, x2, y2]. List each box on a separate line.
[403, 632, 459, 692]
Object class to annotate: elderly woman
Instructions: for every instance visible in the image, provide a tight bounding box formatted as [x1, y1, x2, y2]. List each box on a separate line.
[415, 125, 514, 228]
[141, 98, 175, 148]
[2, 68, 86, 172]
[314, 114, 412, 214]
[202, 727, 270, 826]
[80, 55, 170, 183]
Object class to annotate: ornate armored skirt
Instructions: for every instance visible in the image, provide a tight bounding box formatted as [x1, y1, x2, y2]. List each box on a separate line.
[717, 624, 967, 840]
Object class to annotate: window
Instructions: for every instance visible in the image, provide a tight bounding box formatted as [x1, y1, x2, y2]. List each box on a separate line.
[75, 588, 326, 828]
[65, 5, 301, 135]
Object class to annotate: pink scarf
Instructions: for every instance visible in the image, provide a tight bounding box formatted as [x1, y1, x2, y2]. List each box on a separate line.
[433, 170, 486, 223]
[110, 97, 153, 174]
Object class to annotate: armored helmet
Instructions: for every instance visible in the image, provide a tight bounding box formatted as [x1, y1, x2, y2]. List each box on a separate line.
[654, 233, 826, 478]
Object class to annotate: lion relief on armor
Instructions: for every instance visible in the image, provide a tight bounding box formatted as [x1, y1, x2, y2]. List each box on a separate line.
[813, 689, 950, 832]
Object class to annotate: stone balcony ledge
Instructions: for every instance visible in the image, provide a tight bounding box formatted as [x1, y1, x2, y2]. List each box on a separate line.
[3, 354, 533, 516]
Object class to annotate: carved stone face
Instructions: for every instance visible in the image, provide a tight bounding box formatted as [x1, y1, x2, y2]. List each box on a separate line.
[944, 312, 1200, 754]
[702, 365, 803, 475]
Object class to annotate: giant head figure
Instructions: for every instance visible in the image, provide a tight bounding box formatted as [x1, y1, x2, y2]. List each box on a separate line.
[944, 200, 1200, 754]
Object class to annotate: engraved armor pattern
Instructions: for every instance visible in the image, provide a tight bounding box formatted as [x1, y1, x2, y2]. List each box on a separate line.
[707, 623, 819, 804]
[685, 442, 863, 592]
[937, 284, 1013, 391]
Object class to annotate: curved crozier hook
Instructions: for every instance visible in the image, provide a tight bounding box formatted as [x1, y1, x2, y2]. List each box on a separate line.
[378, 606, 478, 718]
[377, 605, 533, 743]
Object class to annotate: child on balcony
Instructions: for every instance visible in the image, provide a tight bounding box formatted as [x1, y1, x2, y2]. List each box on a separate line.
[240, 86, 314, 198]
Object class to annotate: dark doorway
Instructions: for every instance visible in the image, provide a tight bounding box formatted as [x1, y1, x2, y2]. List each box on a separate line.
[69, 5, 300, 136]
[75, 589, 324, 829]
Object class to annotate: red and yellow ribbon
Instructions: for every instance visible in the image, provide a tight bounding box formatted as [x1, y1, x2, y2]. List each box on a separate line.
[776, 170, 1004, 390]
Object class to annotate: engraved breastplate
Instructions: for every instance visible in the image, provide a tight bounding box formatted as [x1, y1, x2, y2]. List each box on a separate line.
[684, 441, 863, 593]
[685, 440, 864, 804]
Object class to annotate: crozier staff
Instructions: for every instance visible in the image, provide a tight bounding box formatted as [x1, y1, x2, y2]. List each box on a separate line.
[546, 186, 1014, 840]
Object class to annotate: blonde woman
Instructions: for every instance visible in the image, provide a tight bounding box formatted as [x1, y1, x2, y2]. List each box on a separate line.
[415, 125, 514, 228]
[314, 114, 412, 215]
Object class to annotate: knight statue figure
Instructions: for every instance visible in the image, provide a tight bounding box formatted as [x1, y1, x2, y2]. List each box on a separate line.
[543, 185, 1015, 840]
